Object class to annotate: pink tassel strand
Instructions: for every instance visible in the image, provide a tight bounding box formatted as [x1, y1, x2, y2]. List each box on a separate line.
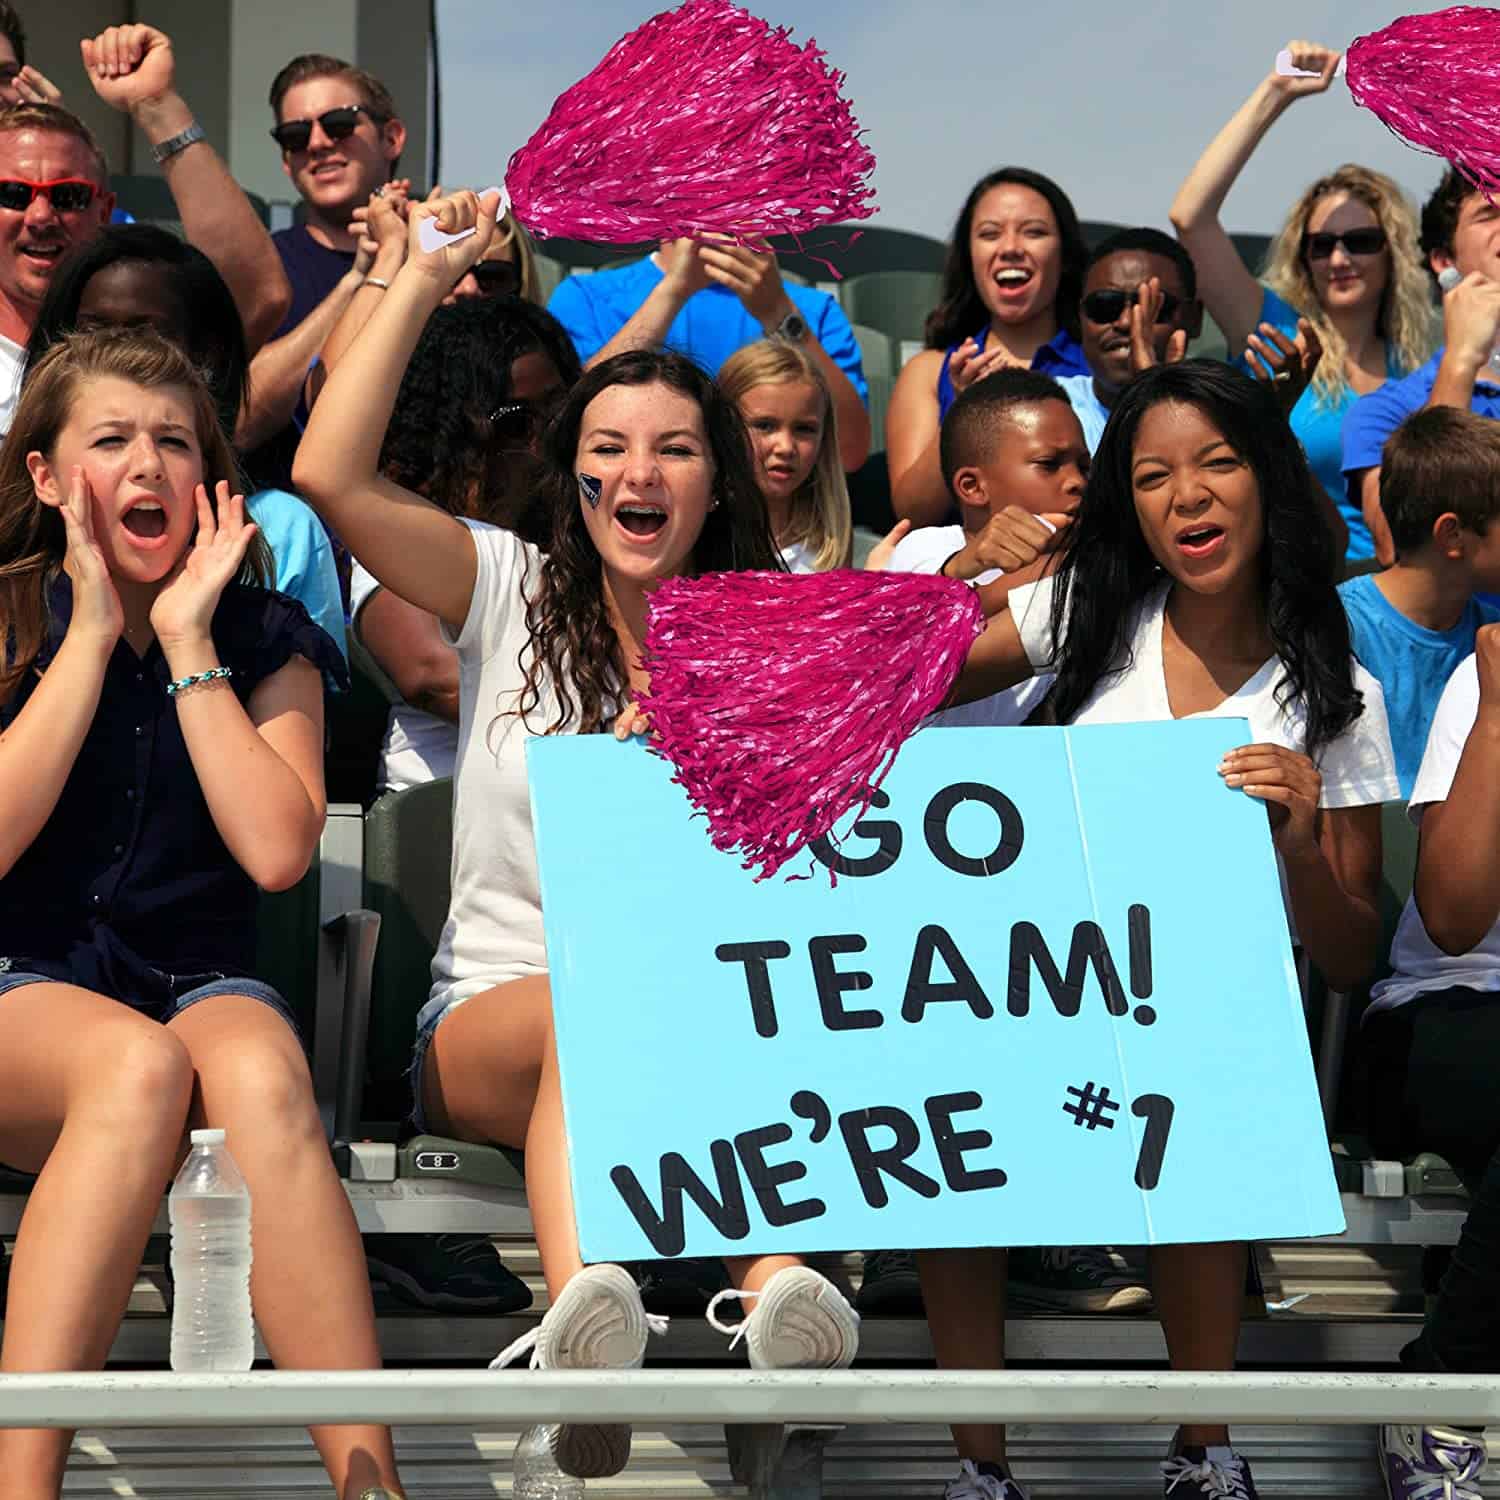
[505, 0, 876, 245]
[1347, 6, 1500, 195]
[639, 570, 986, 881]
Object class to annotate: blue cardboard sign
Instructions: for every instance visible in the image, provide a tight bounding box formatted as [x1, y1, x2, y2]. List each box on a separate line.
[528, 722, 1344, 1263]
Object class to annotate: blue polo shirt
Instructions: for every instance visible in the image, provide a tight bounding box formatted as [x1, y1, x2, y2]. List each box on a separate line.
[1343, 350, 1500, 494]
[548, 257, 868, 401]
[937, 327, 1089, 422]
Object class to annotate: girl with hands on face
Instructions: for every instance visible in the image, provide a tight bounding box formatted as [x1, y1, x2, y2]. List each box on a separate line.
[295, 196, 862, 1485]
[0, 330, 406, 1500]
[934, 360, 1399, 1500]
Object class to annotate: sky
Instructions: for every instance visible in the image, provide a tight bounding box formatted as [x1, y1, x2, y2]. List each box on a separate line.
[435, 0, 1459, 244]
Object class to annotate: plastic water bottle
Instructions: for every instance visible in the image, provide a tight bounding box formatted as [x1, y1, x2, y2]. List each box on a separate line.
[169, 1127, 254, 1372]
[512, 1425, 585, 1499]
[1437, 265, 1500, 377]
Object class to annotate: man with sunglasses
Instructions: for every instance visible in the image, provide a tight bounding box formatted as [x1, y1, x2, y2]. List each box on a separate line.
[1344, 169, 1500, 565]
[1054, 228, 1202, 451]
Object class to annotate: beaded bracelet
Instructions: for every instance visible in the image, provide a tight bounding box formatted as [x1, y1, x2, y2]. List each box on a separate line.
[166, 666, 233, 698]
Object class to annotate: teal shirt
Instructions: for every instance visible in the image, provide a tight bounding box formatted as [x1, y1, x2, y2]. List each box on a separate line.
[248, 489, 348, 678]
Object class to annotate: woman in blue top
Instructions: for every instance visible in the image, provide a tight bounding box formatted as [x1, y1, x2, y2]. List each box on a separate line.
[888, 167, 1089, 528]
[1171, 39, 1433, 561]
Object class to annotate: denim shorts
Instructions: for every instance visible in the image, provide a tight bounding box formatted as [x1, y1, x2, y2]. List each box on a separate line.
[0, 968, 300, 1038]
[407, 995, 473, 1136]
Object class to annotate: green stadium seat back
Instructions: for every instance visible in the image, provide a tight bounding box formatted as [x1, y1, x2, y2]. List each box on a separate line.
[864, 371, 895, 456]
[840, 271, 943, 348]
[255, 855, 323, 1044]
[362, 779, 455, 1123]
[851, 323, 895, 383]
[324, 637, 396, 810]
[1378, 800, 1419, 965]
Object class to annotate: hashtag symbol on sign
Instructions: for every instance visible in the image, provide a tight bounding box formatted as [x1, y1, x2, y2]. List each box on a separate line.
[1063, 1082, 1120, 1130]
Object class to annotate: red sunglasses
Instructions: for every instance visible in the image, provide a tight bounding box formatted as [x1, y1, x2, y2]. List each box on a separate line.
[0, 177, 98, 213]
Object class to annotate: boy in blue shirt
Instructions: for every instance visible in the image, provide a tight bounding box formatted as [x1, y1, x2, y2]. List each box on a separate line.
[1340, 405, 1500, 796]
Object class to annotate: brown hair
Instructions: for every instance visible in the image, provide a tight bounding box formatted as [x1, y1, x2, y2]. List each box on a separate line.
[0, 3, 27, 67]
[268, 53, 398, 123]
[0, 329, 269, 699]
[1381, 406, 1500, 556]
[0, 102, 107, 182]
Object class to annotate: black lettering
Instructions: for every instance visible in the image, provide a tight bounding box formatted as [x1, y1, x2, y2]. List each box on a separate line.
[901, 924, 994, 1023]
[1128, 904, 1153, 997]
[810, 789, 902, 877]
[715, 940, 792, 1038]
[734, 1122, 825, 1228]
[810, 934, 882, 1031]
[838, 1105, 941, 1208]
[610, 1141, 750, 1257]
[923, 782, 1025, 877]
[925, 1091, 1007, 1192]
[1007, 920, 1129, 1018]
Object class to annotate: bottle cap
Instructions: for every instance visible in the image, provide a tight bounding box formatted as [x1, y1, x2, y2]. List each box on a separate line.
[190, 1128, 226, 1146]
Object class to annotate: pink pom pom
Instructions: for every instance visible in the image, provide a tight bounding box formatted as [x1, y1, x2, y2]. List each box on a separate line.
[505, 0, 876, 245]
[639, 570, 985, 881]
[1347, 6, 1500, 194]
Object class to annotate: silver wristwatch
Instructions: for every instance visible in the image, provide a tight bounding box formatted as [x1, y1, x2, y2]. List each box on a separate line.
[151, 120, 206, 165]
[772, 310, 809, 343]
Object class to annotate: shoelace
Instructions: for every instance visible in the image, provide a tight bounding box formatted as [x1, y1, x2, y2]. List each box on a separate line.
[488, 1310, 669, 1370]
[1403, 1437, 1486, 1500]
[435, 1233, 505, 1267]
[944, 1458, 1024, 1500]
[706, 1286, 761, 1349]
[1162, 1454, 1252, 1499]
[1041, 1246, 1135, 1287]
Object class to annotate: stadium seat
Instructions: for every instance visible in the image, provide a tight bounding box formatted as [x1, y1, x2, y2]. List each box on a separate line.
[324, 636, 398, 810]
[851, 323, 895, 383]
[839, 270, 943, 348]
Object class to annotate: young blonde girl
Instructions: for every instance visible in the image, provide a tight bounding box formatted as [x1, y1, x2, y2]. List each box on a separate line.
[719, 338, 852, 572]
[0, 330, 404, 1500]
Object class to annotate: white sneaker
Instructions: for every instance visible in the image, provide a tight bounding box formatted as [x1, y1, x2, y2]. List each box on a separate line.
[944, 1457, 1029, 1499]
[707, 1265, 860, 1370]
[491, 1262, 667, 1478]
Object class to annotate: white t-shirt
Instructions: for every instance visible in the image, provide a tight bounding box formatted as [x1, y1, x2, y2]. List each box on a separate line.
[887, 523, 1049, 728]
[0, 333, 24, 436]
[780, 539, 818, 574]
[419, 521, 570, 1027]
[1008, 573, 1400, 804]
[349, 561, 458, 794]
[1370, 655, 1499, 1013]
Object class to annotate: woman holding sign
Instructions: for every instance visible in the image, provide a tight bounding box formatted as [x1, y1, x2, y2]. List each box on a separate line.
[944, 358, 1399, 1500]
[292, 191, 862, 1484]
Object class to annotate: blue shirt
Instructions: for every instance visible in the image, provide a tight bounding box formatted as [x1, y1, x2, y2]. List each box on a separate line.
[1254, 287, 1405, 562]
[0, 578, 347, 1011]
[1343, 350, 1500, 502]
[249, 489, 348, 673]
[1339, 571, 1500, 797]
[937, 327, 1089, 422]
[548, 258, 868, 401]
[1055, 373, 1110, 452]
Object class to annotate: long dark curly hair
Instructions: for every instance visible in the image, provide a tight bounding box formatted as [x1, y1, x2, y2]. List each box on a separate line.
[378, 295, 581, 543]
[515, 349, 783, 735]
[1046, 360, 1362, 757]
[925, 166, 1087, 351]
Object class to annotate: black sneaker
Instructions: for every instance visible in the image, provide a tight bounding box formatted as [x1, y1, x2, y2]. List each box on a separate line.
[1162, 1444, 1259, 1499]
[630, 1257, 731, 1316]
[856, 1249, 925, 1314]
[364, 1234, 532, 1313]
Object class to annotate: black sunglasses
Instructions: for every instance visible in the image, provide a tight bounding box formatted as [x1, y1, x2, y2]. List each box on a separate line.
[270, 104, 387, 154]
[1302, 226, 1387, 261]
[489, 392, 565, 442]
[1081, 287, 1180, 325]
[470, 260, 522, 297]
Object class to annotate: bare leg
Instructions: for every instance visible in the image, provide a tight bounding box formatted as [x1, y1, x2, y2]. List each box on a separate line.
[421, 976, 584, 1298]
[919, 1247, 1009, 1465]
[0, 984, 194, 1498]
[1150, 1241, 1246, 1448]
[169, 996, 402, 1500]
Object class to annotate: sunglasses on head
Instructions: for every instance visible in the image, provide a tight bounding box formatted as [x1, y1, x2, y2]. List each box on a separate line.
[470, 260, 521, 297]
[0, 177, 97, 213]
[1081, 286, 1180, 324]
[1302, 226, 1387, 261]
[489, 391, 564, 441]
[270, 104, 387, 154]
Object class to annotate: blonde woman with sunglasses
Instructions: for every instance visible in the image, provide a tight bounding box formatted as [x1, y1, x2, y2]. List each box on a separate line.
[1171, 38, 1434, 560]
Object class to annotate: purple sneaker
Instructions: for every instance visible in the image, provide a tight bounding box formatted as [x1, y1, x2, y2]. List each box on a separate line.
[1162, 1444, 1258, 1499]
[1379, 1425, 1486, 1500]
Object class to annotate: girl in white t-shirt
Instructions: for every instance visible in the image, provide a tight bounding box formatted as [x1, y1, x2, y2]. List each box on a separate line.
[349, 295, 581, 793]
[938, 358, 1400, 1500]
[294, 191, 862, 1484]
[718, 338, 852, 572]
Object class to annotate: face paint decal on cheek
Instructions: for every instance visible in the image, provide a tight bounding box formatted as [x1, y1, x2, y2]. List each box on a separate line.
[579, 473, 603, 509]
